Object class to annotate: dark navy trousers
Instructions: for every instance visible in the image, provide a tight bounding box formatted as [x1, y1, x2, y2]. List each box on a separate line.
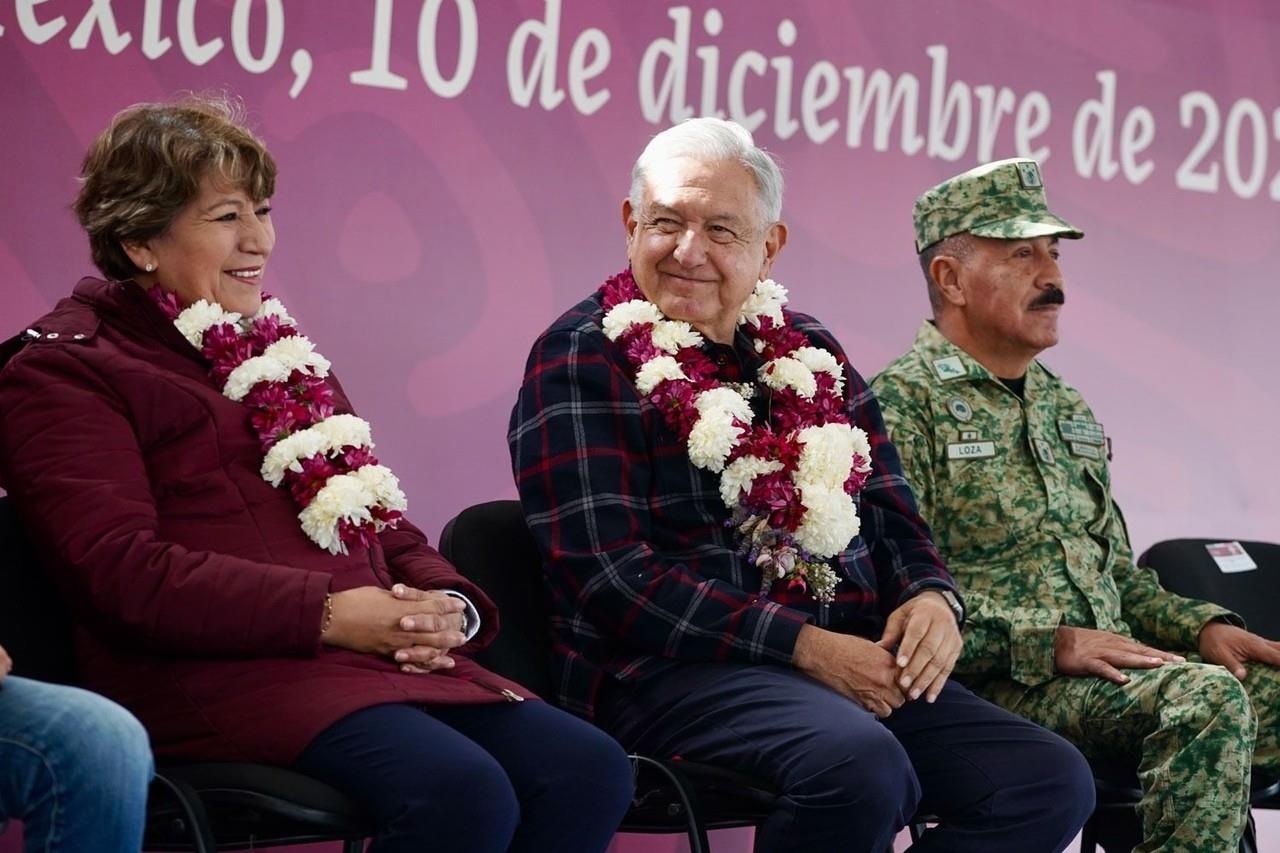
[293, 699, 634, 853]
[600, 662, 1095, 853]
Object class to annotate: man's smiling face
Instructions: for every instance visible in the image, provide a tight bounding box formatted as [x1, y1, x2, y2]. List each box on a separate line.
[623, 155, 785, 344]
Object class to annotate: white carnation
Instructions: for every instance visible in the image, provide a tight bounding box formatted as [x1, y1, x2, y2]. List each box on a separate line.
[738, 279, 787, 329]
[635, 356, 687, 394]
[760, 357, 817, 399]
[602, 300, 662, 341]
[849, 426, 873, 473]
[694, 386, 753, 423]
[251, 297, 296, 327]
[650, 320, 702, 354]
[688, 385, 752, 471]
[222, 335, 332, 401]
[687, 409, 742, 472]
[793, 487, 860, 558]
[795, 424, 856, 490]
[353, 464, 408, 513]
[260, 414, 373, 486]
[297, 464, 407, 556]
[794, 347, 845, 395]
[719, 455, 784, 507]
[298, 473, 374, 555]
[174, 300, 241, 349]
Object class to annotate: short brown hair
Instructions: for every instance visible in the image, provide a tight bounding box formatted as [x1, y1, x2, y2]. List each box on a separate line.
[74, 94, 277, 281]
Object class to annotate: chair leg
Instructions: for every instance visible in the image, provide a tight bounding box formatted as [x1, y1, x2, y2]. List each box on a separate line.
[1239, 809, 1257, 853]
[630, 755, 712, 853]
[150, 772, 218, 853]
[1078, 813, 1098, 853]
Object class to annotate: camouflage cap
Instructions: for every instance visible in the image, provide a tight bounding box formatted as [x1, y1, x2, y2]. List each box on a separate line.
[912, 158, 1084, 253]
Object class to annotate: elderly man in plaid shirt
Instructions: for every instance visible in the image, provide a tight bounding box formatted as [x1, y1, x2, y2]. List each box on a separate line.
[508, 118, 1093, 852]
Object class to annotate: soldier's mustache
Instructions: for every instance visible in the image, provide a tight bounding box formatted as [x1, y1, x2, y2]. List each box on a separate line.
[1030, 288, 1065, 308]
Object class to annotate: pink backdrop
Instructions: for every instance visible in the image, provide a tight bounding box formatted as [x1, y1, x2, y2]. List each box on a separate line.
[2, 1, 1279, 851]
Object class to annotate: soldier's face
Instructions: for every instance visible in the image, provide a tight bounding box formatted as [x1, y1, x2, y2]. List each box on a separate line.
[957, 235, 1065, 357]
[623, 156, 786, 344]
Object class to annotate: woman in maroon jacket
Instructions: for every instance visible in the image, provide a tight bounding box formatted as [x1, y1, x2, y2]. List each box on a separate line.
[0, 97, 632, 853]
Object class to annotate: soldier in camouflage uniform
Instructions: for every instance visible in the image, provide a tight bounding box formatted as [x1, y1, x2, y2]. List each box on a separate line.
[871, 158, 1280, 853]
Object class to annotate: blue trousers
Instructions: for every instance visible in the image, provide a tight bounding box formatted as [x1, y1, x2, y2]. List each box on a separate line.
[0, 677, 153, 853]
[600, 663, 1095, 853]
[293, 699, 634, 853]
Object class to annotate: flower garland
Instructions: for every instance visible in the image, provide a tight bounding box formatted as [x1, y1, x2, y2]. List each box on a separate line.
[600, 269, 872, 603]
[150, 288, 406, 555]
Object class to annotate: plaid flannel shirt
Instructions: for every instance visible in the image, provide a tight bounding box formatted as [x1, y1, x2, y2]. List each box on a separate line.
[508, 289, 958, 718]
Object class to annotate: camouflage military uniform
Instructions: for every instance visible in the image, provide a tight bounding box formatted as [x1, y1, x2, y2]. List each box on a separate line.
[873, 320, 1280, 852]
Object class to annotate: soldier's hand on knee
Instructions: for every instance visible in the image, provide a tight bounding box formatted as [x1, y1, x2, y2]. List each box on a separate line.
[1199, 622, 1280, 680]
[1053, 626, 1184, 684]
[877, 592, 962, 703]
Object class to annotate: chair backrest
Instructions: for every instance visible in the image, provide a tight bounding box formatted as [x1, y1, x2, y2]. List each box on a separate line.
[0, 496, 77, 684]
[438, 500, 554, 698]
[1138, 539, 1280, 641]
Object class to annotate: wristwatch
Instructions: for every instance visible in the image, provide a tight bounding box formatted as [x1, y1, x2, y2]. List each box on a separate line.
[936, 589, 965, 626]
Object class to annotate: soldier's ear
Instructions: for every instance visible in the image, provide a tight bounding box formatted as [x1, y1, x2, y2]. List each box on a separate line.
[930, 255, 966, 307]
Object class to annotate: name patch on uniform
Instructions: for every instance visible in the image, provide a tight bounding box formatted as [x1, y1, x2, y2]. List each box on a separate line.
[947, 441, 996, 460]
[1033, 438, 1055, 465]
[1058, 418, 1105, 446]
[947, 397, 973, 422]
[932, 356, 967, 380]
[1070, 441, 1102, 459]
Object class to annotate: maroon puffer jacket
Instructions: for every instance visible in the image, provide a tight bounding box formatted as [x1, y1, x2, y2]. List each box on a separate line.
[0, 278, 533, 764]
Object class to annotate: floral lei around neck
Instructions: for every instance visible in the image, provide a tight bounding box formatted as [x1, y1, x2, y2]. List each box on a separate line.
[600, 269, 872, 604]
[150, 287, 406, 555]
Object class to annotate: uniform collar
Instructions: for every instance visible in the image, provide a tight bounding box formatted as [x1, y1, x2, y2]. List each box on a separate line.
[910, 319, 1056, 392]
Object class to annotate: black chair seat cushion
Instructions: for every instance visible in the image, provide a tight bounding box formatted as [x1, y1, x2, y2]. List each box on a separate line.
[147, 762, 373, 850]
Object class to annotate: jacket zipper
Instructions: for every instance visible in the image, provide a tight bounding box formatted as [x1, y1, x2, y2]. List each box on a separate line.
[464, 675, 525, 702]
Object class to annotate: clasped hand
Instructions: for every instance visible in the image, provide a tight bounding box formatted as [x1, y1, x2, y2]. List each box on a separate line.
[876, 591, 962, 705]
[322, 584, 468, 673]
[793, 591, 961, 718]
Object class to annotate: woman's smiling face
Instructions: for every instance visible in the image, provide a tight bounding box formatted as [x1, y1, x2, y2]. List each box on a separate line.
[133, 175, 275, 315]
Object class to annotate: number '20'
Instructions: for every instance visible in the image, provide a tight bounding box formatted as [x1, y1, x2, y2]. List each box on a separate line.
[1176, 91, 1280, 201]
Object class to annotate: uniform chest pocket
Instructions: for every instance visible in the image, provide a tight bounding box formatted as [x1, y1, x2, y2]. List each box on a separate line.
[938, 443, 1028, 551]
[1079, 464, 1114, 537]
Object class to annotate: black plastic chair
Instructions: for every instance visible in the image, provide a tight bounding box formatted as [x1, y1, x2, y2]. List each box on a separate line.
[439, 499, 931, 852]
[1140, 538, 1280, 850]
[0, 495, 373, 853]
[1138, 539, 1280, 641]
[1075, 538, 1280, 853]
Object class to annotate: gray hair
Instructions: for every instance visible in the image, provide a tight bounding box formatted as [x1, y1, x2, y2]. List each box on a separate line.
[918, 233, 974, 316]
[629, 118, 784, 228]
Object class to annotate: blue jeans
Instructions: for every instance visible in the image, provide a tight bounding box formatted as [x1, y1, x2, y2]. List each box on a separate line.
[293, 700, 634, 853]
[0, 677, 153, 853]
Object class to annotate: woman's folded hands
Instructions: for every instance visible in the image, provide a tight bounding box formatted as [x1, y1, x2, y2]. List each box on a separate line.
[321, 585, 468, 672]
